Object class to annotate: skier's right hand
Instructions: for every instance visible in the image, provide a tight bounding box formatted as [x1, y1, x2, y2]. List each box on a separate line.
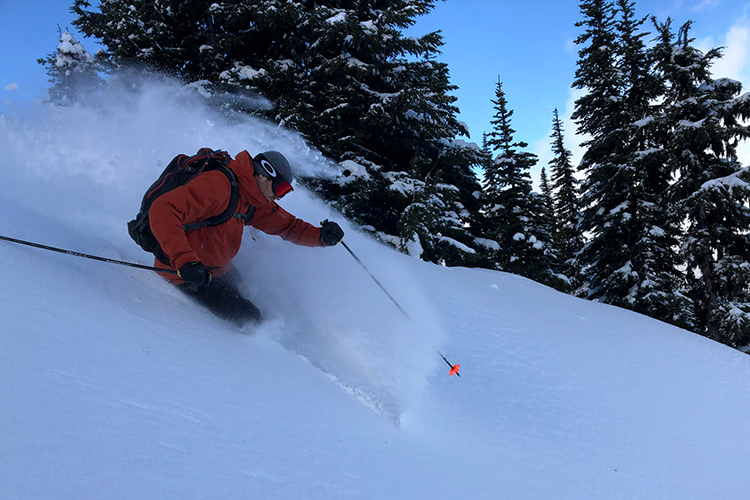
[178, 261, 212, 290]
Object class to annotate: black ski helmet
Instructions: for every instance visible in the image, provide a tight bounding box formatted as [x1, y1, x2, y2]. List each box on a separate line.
[253, 151, 294, 185]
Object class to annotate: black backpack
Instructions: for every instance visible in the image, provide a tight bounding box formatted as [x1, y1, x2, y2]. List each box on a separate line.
[128, 148, 254, 266]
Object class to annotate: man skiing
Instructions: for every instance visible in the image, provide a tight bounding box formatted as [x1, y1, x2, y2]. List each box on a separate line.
[148, 149, 344, 326]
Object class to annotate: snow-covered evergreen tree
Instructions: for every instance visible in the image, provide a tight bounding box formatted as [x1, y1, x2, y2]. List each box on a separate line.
[72, 0, 242, 82]
[573, 0, 633, 304]
[295, 1, 487, 265]
[537, 165, 566, 289]
[539, 166, 553, 203]
[573, 0, 692, 327]
[613, 0, 692, 328]
[572, 0, 621, 140]
[654, 19, 750, 346]
[483, 80, 560, 287]
[37, 30, 101, 105]
[548, 108, 583, 290]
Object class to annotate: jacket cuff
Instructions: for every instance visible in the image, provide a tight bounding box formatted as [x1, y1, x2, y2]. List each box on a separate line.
[316, 228, 327, 247]
[173, 252, 201, 271]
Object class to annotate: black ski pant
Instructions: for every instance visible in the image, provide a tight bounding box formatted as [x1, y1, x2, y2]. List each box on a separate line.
[177, 270, 261, 327]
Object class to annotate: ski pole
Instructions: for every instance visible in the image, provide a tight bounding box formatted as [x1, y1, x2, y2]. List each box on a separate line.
[340, 240, 410, 319]
[328, 229, 462, 377]
[0, 234, 178, 274]
[339, 239, 462, 377]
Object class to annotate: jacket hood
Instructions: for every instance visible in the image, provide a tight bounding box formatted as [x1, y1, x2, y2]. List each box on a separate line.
[231, 150, 269, 209]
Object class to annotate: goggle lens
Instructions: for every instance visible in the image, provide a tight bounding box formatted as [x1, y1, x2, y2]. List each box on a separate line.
[273, 179, 293, 198]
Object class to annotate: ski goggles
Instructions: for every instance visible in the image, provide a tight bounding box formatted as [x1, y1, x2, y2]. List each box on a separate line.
[272, 177, 294, 198]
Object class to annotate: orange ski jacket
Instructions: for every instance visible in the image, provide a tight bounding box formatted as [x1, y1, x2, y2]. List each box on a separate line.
[149, 150, 322, 284]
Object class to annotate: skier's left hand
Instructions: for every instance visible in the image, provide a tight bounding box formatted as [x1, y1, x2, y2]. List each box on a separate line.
[319, 220, 344, 246]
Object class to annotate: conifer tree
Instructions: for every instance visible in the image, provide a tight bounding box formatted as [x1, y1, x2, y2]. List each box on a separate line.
[573, 0, 692, 327]
[574, 0, 634, 304]
[72, 0, 272, 82]
[294, 2, 486, 265]
[538, 165, 556, 242]
[654, 19, 750, 346]
[537, 165, 565, 289]
[483, 80, 560, 287]
[573, 0, 628, 299]
[572, 0, 621, 139]
[548, 108, 583, 289]
[37, 30, 101, 105]
[539, 166, 554, 203]
[614, 0, 692, 328]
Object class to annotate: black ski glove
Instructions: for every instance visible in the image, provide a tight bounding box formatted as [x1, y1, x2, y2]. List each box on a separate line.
[319, 220, 344, 246]
[178, 261, 212, 290]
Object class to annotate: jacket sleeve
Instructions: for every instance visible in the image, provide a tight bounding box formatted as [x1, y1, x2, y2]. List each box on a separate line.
[251, 204, 323, 247]
[149, 171, 233, 269]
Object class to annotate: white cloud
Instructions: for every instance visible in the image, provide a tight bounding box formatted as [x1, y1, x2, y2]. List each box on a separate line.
[691, 0, 722, 12]
[4, 83, 19, 91]
[706, 22, 750, 83]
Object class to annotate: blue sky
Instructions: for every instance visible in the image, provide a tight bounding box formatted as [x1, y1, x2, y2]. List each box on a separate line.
[2, 0, 749, 176]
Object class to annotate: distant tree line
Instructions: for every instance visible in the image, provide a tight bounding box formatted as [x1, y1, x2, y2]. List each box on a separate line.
[41, 0, 750, 351]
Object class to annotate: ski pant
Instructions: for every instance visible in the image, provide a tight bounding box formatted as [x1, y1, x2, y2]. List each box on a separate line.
[177, 269, 261, 327]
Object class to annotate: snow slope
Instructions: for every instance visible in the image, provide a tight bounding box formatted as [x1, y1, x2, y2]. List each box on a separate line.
[2, 80, 750, 499]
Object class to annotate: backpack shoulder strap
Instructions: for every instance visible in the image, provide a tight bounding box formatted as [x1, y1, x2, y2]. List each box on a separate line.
[182, 165, 244, 231]
[233, 204, 256, 224]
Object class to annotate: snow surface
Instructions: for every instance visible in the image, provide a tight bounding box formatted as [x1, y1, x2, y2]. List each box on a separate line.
[3, 79, 750, 499]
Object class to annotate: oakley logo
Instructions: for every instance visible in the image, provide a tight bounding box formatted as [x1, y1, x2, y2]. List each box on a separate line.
[260, 160, 277, 178]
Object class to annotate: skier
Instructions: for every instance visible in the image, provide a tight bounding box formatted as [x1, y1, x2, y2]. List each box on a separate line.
[148, 150, 344, 326]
